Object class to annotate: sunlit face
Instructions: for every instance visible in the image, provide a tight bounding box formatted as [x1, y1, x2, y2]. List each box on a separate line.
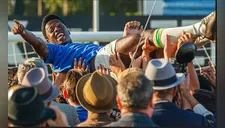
[45, 19, 71, 45]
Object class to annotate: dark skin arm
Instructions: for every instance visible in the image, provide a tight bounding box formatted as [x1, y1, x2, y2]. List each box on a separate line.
[115, 31, 156, 68]
[11, 19, 48, 60]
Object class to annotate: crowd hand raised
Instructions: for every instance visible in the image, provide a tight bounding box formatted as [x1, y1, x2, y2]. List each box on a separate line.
[200, 61, 216, 87]
[142, 37, 155, 61]
[163, 34, 177, 60]
[54, 72, 67, 87]
[109, 52, 126, 76]
[177, 32, 194, 49]
[129, 51, 142, 68]
[142, 37, 155, 70]
[123, 21, 143, 37]
[179, 81, 199, 109]
[47, 106, 70, 127]
[73, 57, 89, 73]
[97, 64, 110, 75]
[11, 19, 26, 35]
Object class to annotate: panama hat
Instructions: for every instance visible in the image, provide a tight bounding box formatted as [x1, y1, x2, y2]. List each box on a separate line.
[145, 59, 185, 90]
[8, 86, 56, 126]
[76, 71, 115, 113]
[22, 67, 59, 103]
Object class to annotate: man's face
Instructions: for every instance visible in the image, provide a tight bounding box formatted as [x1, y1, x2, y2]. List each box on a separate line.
[45, 19, 71, 45]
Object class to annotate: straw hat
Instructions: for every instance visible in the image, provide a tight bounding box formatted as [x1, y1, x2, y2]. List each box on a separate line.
[76, 71, 115, 113]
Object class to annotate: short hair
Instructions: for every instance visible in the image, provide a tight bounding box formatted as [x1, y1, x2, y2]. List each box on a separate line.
[117, 68, 154, 109]
[153, 87, 175, 98]
[62, 69, 85, 103]
[41, 14, 65, 39]
[17, 57, 48, 84]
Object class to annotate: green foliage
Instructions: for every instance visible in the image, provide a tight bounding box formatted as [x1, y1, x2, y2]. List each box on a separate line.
[24, 0, 37, 16]
[8, 0, 142, 16]
[8, 0, 14, 15]
[67, 0, 92, 15]
[43, 0, 63, 15]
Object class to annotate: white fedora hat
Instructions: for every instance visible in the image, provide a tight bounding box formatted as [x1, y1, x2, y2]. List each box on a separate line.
[145, 59, 185, 90]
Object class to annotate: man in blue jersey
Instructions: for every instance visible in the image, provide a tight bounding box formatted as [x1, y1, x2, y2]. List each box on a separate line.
[11, 13, 215, 79]
[12, 15, 142, 73]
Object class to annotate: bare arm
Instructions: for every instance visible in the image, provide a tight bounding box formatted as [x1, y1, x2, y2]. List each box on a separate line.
[11, 19, 48, 60]
[188, 62, 200, 92]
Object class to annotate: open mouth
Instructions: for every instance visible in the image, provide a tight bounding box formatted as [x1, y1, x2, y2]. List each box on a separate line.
[57, 33, 65, 41]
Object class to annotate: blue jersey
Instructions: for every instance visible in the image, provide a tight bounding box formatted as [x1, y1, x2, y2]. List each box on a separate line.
[45, 42, 102, 72]
[75, 105, 88, 123]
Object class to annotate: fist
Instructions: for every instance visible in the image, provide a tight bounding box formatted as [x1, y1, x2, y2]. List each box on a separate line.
[11, 19, 25, 35]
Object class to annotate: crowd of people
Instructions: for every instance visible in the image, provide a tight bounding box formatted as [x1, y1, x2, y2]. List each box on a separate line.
[8, 11, 216, 127]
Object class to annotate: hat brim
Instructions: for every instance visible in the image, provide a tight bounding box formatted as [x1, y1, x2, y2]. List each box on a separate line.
[8, 107, 55, 126]
[153, 73, 185, 90]
[43, 84, 60, 103]
[76, 74, 114, 113]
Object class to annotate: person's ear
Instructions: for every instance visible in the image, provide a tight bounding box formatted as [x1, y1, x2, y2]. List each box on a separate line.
[149, 97, 154, 109]
[63, 89, 68, 99]
[116, 96, 122, 110]
[149, 97, 155, 117]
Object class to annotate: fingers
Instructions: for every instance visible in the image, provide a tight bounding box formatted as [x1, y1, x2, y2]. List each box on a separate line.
[77, 57, 82, 68]
[12, 19, 24, 34]
[97, 64, 110, 75]
[116, 52, 121, 61]
[82, 59, 86, 69]
[74, 57, 89, 72]
[142, 37, 150, 50]
[126, 21, 141, 29]
[13, 19, 21, 25]
[178, 32, 193, 48]
[85, 66, 89, 72]
[129, 52, 134, 59]
[73, 58, 77, 69]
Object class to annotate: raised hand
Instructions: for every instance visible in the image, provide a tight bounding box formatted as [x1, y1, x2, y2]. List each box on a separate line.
[177, 32, 194, 49]
[109, 52, 126, 76]
[141, 37, 156, 61]
[123, 21, 143, 37]
[11, 19, 26, 35]
[142, 37, 157, 70]
[164, 34, 177, 60]
[200, 61, 216, 87]
[97, 64, 110, 75]
[73, 57, 89, 73]
[129, 52, 142, 68]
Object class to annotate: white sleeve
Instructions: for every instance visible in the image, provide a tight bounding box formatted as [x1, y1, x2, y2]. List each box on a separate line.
[193, 103, 213, 117]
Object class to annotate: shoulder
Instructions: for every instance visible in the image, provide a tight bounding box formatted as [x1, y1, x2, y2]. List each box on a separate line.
[180, 109, 207, 122]
[105, 121, 122, 127]
[51, 102, 76, 112]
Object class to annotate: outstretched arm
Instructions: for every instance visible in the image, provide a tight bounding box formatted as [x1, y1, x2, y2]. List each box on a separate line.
[11, 19, 48, 60]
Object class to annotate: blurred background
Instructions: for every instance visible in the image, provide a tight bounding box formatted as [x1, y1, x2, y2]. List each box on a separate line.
[8, 0, 215, 70]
